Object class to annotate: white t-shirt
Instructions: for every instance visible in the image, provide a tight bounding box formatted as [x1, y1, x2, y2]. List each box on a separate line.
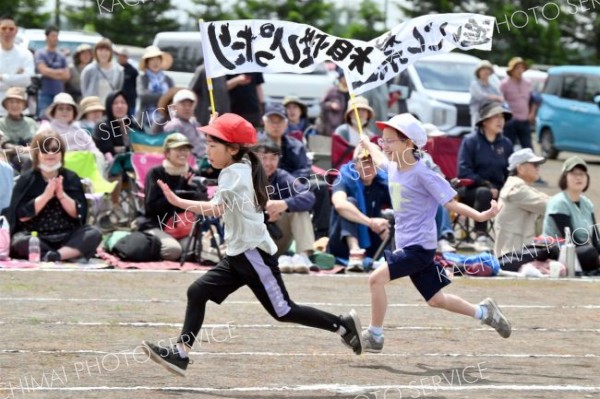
[210, 161, 277, 256]
[0, 45, 35, 116]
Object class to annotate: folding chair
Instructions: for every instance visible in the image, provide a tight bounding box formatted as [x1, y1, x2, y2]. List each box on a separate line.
[64, 151, 118, 225]
[424, 136, 495, 249]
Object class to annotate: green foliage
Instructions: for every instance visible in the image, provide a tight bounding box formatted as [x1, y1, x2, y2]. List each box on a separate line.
[188, 0, 234, 25]
[65, 0, 179, 46]
[231, 0, 334, 32]
[342, 0, 386, 41]
[1, 0, 51, 28]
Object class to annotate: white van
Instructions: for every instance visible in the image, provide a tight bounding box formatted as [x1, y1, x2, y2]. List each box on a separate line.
[152, 31, 334, 120]
[396, 52, 482, 137]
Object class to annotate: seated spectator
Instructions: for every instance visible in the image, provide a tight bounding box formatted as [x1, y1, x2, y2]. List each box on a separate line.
[254, 143, 316, 273]
[0, 87, 38, 172]
[76, 96, 105, 134]
[38, 92, 104, 172]
[329, 147, 391, 271]
[543, 157, 600, 275]
[163, 89, 206, 160]
[137, 46, 174, 129]
[93, 90, 142, 217]
[258, 103, 311, 178]
[6, 130, 102, 261]
[139, 133, 207, 261]
[0, 158, 13, 213]
[332, 95, 376, 170]
[495, 148, 549, 258]
[151, 87, 180, 134]
[283, 96, 316, 141]
[457, 102, 513, 251]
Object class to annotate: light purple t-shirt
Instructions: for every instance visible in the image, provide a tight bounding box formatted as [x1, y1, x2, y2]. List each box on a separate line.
[386, 160, 456, 250]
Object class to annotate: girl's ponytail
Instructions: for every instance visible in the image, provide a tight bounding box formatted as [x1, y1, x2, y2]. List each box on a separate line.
[245, 149, 269, 211]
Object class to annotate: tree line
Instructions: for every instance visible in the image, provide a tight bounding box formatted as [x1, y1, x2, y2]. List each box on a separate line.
[4, 0, 598, 67]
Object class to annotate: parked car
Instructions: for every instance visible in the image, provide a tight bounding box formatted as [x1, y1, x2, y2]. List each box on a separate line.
[16, 28, 103, 60]
[394, 52, 482, 137]
[152, 31, 334, 120]
[536, 66, 600, 159]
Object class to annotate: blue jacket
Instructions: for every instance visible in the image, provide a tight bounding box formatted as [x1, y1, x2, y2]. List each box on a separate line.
[267, 169, 315, 212]
[457, 128, 513, 190]
[258, 132, 311, 178]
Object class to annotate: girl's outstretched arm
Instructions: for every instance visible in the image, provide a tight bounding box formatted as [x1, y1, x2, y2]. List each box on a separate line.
[445, 199, 500, 223]
[157, 180, 225, 217]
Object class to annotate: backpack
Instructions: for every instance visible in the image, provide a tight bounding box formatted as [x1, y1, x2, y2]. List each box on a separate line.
[112, 232, 162, 262]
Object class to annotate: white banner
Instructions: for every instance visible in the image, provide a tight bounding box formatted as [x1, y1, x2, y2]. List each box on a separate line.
[199, 14, 495, 95]
[200, 19, 387, 80]
[352, 13, 495, 94]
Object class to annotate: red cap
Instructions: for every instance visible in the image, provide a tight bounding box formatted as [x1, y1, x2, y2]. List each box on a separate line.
[199, 113, 257, 145]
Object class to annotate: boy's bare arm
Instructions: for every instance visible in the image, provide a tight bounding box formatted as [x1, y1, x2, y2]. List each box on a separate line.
[445, 199, 500, 223]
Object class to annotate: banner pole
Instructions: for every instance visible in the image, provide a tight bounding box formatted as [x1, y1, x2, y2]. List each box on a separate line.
[348, 87, 369, 156]
[199, 19, 217, 120]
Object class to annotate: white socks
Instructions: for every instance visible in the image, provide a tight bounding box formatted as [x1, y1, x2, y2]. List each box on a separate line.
[176, 343, 189, 359]
[368, 325, 384, 342]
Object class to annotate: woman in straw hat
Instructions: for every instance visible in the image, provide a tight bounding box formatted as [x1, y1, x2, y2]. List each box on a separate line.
[0, 86, 38, 173]
[331, 96, 376, 170]
[65, 43, 93, 103]
[469, 60, 503, 129]
[80, 38, 124, 105]
[137, 46, 174, 127]
[76, 95, 105, 134]
[38, 92, 105, 173]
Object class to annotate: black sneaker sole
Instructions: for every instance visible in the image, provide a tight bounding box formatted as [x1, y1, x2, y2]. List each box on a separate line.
[141, 341, 187, 377]
[346, 309, 364, 355]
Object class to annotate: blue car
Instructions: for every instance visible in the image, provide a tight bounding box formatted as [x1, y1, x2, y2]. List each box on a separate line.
[536, 66, 600, 159]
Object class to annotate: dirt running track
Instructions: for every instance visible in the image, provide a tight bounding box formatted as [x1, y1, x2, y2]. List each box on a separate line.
[0, 269, 599, 399]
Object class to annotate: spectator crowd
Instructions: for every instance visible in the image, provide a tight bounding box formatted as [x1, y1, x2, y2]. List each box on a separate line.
[1, 15, 600, 277]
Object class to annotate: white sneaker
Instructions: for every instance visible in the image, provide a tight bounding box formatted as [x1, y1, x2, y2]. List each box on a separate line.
[437, 239, 456, 253]
[291, 254, 311, 274]
[278, 255, 293, 273]
[347, 249, 366, 272]
[474, 236, 492, 252]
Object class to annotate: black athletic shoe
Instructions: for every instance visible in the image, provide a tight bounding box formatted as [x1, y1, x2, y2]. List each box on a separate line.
[339, 309, 363, 355]
[142, 341, 190, 376]
[42, 251, 61, 262]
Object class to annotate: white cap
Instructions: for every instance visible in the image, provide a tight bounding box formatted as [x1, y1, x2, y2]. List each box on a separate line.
[173, 89, 197, 104]
[375, 114, 428, 149]
[508, 148, 545, 171]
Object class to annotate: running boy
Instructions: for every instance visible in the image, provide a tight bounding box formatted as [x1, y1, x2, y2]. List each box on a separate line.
[359, 113, 511, 353]
[142, 113, 363, 376]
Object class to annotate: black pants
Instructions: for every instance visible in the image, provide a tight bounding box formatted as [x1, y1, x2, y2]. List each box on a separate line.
[178, 248, 344, 347]
[499, 244, 560, 272]
[456, 186, 493, 234]
[311, 179, 331, 239]
[503, 119, 532, 149]
[576, 244, 600, 272]
[10, 225, 102, 260]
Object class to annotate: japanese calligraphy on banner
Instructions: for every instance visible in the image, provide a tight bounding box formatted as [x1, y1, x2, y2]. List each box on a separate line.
[355, 13, 495, 94]
[200, 13, 495, 95]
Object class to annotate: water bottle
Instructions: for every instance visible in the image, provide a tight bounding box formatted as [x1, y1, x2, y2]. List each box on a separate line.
[28, 231, 40, 263]
[564, 227, 582, 277]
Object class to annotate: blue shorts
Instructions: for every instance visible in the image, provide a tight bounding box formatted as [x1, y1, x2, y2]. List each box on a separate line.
[384, 245, 451, 301]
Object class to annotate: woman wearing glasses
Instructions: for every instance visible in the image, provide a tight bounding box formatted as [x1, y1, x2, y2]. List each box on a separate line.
[5, 130, 102, 262]
[543, 157, 600, 276]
